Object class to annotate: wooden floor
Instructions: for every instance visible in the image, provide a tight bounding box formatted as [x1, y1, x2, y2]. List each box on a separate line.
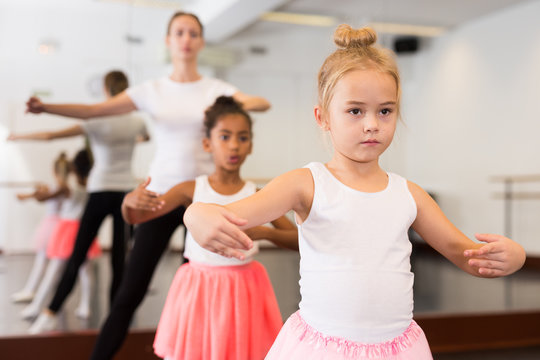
[0, 248, 301, 336]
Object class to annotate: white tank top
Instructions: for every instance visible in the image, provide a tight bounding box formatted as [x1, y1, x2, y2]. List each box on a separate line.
[298, 162, 417, 343]
[58, 184, 88, 220]
[184, 175, 259, 266]
[44, 186, 64, 216]
[81, 113, 147, 192]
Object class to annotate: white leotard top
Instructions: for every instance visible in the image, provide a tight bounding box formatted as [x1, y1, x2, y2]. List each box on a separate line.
[44, 186, 64, 216]
[184, 175, 259, 266]
[58, 184, 88, 221]
[298, 162, 417, 343]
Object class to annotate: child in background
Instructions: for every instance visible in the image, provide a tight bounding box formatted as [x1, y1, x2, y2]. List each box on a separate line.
[27, 149, 101, 333]
[9, 71, 148, 325]
[184, 26, 526, 359]
[122, 96, 297, 360]
[11, 152, 69, 303]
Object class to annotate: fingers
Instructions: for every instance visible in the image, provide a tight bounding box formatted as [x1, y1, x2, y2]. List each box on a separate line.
[140, 176, 152, 189]
[205, 242, 247, 260]
[135, 193, 164, 211]
[25, 97, 43, 114]
[467, 257, 504, 270]
[223, 211, 248, 227]
[124, 188, 164, 211]
[464, 246, 498, 258]
[475, 233, 505, 243]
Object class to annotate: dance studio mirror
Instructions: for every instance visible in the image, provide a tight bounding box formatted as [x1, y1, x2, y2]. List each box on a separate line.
[1, 0, 540, 356]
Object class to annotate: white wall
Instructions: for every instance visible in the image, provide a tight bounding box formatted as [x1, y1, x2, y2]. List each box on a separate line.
[403, 1, 540, 254]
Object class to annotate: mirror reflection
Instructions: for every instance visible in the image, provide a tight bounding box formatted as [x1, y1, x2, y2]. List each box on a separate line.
[1, 1, 540, 359]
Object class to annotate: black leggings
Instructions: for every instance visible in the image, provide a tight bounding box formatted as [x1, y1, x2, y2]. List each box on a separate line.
[89, 205, 185, 360]
[49, 191, 129, 312]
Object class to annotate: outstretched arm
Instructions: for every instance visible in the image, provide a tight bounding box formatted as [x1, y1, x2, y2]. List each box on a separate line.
[184, 168, 312, 259]
[26, 91, 136, 120]
[8, 125, 83, 141]
[122, 177, 194, 224]
[16, 184, 48, 201]
[33, 183, 70, 202]
[233, 91, 271, 112]
[244, 214, 298, 251]
[409, 181, 525, 277]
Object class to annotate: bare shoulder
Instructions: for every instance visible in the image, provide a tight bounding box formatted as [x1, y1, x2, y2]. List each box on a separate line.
[407, 180, 433, 205]
[269, 168, 313, 220]
[270, 168, 313, 193]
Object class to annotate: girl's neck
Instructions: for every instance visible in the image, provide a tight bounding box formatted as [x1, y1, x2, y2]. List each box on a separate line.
[326, 157, 387, 192]
[169, 60, 201, 83]
[207, 170, 245, 195]
[76, 175, 87, 187]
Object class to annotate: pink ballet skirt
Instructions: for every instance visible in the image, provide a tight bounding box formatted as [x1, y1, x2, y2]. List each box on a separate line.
[265, 311, 433, 360]
[154, 261, 283, 360]
[46, 219, 101, 259]
[33, 215, 61, 251]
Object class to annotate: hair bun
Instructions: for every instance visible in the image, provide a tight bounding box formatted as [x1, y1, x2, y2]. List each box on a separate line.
[334, 25, 377, 49]
[214, 96, 238, 107]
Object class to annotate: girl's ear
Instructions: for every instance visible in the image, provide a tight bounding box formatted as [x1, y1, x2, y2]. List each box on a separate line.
[314, 105, 330, 131]
[202, 137, 212, 153]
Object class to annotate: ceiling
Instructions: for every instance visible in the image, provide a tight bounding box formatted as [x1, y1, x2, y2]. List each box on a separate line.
[186, 0, 536, 42]
[0, 0, 535, 42]
[277, 0, 534, 28]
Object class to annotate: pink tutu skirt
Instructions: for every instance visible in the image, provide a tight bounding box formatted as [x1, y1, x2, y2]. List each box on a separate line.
[46, 219, 101, 260]
[33, 215, 61, 251]
[265, 311, 432, 360]
[154, 261, 283, 360]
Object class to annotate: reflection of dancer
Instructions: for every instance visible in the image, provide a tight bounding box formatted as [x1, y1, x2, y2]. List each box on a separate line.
[12, 70, 148, 333]
[22, 11, 270, 358]
[11, 152, 69, 304]
[122, 96, 297, 360]
[20, 149, 99, 331]
[185, 25, 526, 359]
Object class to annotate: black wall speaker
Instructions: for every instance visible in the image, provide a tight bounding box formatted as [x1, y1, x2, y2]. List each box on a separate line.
[393, 37, 419, 54]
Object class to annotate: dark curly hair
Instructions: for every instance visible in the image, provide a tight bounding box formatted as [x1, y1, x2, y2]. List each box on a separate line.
[71, 149, 92, 180]
[203, 96, 252, 138]
[104, 70, 129, 97]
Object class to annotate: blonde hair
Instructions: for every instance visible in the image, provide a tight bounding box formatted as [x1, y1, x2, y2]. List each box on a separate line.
[318, 25, 401, 117]
[54, 152, 69, 181]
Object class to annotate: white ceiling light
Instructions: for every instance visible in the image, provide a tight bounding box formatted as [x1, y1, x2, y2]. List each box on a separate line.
[260, 11, 447, 37]
[260, 11, 337, 27]
[95, 0, 183, 9]
[369, 22, 446, 37]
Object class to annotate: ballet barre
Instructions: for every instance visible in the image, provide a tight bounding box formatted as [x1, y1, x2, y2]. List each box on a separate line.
[0, 181, 40, 188]
[490, 174, 540, 237]
[490, 174, 540, 309]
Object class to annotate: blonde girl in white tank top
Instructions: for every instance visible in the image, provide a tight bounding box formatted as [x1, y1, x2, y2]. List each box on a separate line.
[184, 25, 526, 360]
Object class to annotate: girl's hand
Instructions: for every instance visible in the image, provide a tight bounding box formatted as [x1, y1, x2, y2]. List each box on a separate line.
[464, 233, 526, 277]
[184, 202, 253, 260]
[124, 177, 164, 211]
[7, 133, 19, 141]
[26, 96, 45, 114]
[34, 186, 50, 199]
